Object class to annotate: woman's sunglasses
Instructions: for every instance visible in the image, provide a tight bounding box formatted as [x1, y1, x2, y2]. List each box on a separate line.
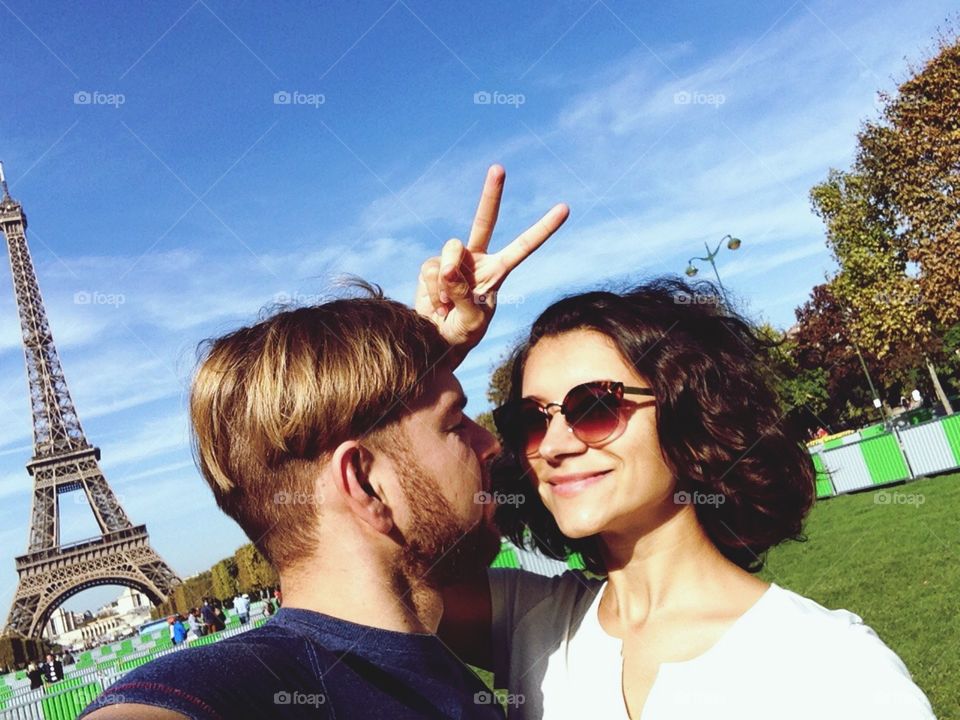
[493, 380, 655, 457]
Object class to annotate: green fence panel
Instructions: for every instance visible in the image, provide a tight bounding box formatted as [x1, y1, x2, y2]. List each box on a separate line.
[42, 680, 102, 720]
[860, 434, 910, 485]
[940, 414, 960, 465]
[811, 452, 834, 498]
[118, 654, 155, 672]
[490, 546, 519, 569]
[823, 437, 845, 449]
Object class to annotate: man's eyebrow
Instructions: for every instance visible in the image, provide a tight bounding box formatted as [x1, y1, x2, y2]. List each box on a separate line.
[444, 393, 468, 414]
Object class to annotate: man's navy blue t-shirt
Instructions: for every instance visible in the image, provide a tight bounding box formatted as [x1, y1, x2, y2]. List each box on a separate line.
[79, 608, 504, 719]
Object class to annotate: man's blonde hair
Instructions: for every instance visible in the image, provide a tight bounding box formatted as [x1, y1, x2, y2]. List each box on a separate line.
[189, 285, 450, 571]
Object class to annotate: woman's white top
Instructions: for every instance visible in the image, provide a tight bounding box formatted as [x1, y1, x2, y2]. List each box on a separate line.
[489, 569, 936, 719]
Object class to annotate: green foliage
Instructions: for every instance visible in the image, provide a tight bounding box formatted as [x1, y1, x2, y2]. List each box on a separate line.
[235, 544, 279, 592]
[808, 28, 960, 413]
[211, 558, 239, 599]
[473, 352, 514, 436]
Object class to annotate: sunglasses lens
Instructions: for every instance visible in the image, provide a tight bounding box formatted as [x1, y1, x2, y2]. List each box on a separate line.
[565, 383, 621, 443]
[496, 400, 548, 455]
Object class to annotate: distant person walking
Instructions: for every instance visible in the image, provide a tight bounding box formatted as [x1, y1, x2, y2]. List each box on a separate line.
[40, 653, 63, 684]
[233, 593, 250, 625]
[27, 662, 43, 689]
[168, 616, 187, 645]
[185, 609, 202, 640]
[200, 599, 218, 635]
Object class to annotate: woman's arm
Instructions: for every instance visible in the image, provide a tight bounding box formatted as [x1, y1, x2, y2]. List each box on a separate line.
[438, 571, 493, 670]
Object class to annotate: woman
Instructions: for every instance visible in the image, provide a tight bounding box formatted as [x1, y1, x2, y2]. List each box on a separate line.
[415, 166, 934, 718]
[438, 279, 935, 720]
[27, 661, 43, 690]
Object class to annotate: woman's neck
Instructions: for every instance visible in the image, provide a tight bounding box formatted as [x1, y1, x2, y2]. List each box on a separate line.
[599, 505, 761, 629]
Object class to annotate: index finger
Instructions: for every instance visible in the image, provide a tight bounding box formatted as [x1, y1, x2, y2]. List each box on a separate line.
[494, 203, 569, 276]
[466, 164, 506, 253]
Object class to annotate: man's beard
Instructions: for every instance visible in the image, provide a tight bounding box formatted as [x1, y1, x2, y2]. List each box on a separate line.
[394, 454, 501, 589]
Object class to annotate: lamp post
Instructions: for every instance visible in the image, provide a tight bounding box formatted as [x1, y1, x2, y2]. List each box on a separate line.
[685, 234, 741, 303]
[833, 318, 887, 426]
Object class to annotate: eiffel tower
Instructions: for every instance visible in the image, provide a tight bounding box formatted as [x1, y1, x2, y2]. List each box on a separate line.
[0, 162, 180, 638]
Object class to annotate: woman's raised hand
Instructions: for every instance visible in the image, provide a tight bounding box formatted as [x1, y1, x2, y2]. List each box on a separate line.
[414, 164, 569, 367]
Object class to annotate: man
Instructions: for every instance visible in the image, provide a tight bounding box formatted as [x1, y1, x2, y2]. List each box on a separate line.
[80, 166, 567, 720]
[41, 653, 64, 684]
[233, 593, 250, 625]
[199, 599, 218, 635]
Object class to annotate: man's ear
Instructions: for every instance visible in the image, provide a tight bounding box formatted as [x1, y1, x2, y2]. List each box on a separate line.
[330, 440, 393, 535]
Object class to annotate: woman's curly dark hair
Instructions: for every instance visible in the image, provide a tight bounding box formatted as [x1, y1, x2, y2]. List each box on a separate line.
[493, 277, 815, 574]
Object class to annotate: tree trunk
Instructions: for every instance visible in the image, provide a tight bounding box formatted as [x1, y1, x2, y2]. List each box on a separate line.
[926, 356, 954, 415]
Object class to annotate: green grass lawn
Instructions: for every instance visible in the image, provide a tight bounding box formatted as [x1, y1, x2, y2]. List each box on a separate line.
[760, 471, 960, 719]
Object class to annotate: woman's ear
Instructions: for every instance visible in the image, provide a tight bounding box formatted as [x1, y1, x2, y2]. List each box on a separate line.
[331, 440, 393, 535]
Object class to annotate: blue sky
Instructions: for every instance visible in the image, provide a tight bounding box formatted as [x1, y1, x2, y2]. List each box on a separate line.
[0, 0, 954, 616]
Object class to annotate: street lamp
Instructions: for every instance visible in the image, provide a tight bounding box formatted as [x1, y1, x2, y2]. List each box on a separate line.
[685, 234, 741, 303]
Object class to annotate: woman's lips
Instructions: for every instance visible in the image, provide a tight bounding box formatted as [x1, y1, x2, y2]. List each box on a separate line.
[547, 470, 611, 497]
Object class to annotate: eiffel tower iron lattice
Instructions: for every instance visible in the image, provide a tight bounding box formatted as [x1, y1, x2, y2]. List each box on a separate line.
[0, 163, 180, 638]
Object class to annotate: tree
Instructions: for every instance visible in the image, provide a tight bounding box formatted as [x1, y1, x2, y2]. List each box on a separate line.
[789, 283, 897, 430]
[211, 558, 239, 600]
[235, 544, 279, 593]
[860, 29, 960, 330]
[474, 351, 514, 435]
[809, 28, 960, 414]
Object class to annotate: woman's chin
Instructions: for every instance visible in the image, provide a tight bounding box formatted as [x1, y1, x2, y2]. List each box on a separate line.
[552, 506, 607, 539]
